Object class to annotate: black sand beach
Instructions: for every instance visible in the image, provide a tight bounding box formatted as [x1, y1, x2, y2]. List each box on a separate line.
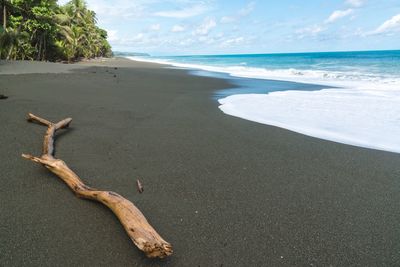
[1, 58, 399, 266]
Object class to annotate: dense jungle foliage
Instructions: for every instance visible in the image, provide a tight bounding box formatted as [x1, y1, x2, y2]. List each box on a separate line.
[0, 0, 112, 62]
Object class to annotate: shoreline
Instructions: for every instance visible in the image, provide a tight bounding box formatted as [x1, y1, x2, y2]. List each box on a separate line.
[126, 56, 400, 155]
[1, 59, 400, 266]
[124, 54, 400, 90]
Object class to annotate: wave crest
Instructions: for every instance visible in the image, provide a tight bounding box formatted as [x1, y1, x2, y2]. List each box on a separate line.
[127, 56, 400, 91]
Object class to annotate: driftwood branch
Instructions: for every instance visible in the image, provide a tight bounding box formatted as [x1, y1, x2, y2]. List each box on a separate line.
[22, 113, 172, 258]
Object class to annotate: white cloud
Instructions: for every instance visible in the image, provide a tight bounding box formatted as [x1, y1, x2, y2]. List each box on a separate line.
[131, 33, 145, 42]
[178, 38, 195, 46]
[106, 29, 119, 42]
[198, 35, 215, 44]
[149, 24, 161, 31]
[345, 0, 365, 7]
[220, 16, 235, 24]
[70, 0, 162, 21]
[110, 32, 164, 47]
[325, 9, 353, 23]
[238, 1, 256, 16]
[369, 14, 400, 35]
[296, 25, 324, 39]
[154, 4, 207, 18]
[220, 36, 245, 47]
[220, 1, 255, 24]
[195, 32, 225, 46]
[63, 0, 206, 21]
[194, 18, 216, 35]
[171, 25, 185, 32]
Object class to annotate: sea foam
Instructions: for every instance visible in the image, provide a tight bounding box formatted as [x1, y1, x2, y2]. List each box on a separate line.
[219, 88, 400, 153]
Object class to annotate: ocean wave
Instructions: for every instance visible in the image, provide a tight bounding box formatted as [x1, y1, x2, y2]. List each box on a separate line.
[126, 56, 400, 91]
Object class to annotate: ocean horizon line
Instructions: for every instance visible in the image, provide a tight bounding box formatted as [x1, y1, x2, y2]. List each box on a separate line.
[115, 48, 400, 57]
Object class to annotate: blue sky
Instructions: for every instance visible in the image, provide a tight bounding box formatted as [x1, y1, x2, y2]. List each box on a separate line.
[58, 0, 400, 55]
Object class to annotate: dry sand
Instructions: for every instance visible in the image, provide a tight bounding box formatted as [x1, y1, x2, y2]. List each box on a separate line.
[1, 58, 399, 266]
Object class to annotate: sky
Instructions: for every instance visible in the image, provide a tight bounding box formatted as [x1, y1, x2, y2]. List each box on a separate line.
[58, 0, 400, 55]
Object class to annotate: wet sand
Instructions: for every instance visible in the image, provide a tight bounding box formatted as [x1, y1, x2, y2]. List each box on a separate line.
[1, 58, 399, 266]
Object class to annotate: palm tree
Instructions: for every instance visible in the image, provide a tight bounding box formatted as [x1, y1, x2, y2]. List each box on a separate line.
[56, 1, 107, 60]
[65, 0, 87, 25]
[0, 30, 13, 58]
[1, 0, 7, 29]
[1, 0, 111, 61]
[55, 6, 81, 61]
[81, 9, 97, 57]
[0, 29, 29, 59]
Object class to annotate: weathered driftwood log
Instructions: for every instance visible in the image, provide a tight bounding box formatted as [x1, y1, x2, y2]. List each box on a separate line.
[22, 113, 172, 258]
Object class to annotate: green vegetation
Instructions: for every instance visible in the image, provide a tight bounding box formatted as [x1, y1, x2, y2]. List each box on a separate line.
[0, 0, 112, 62]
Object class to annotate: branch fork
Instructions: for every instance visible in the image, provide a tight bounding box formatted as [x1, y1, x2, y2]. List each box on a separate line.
[22, 113, 172, 258]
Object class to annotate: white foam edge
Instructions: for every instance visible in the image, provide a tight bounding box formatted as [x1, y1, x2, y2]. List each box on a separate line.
[218, 90, 400, 154]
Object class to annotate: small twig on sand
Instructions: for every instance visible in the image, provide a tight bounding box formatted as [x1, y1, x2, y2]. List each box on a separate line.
[137, 179, 144, 193]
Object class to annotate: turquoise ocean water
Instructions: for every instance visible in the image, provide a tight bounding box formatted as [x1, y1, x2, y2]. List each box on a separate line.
[127, 50, 400, 88]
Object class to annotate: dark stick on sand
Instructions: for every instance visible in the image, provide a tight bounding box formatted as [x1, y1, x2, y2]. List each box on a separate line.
[137, 179, 144, 193]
